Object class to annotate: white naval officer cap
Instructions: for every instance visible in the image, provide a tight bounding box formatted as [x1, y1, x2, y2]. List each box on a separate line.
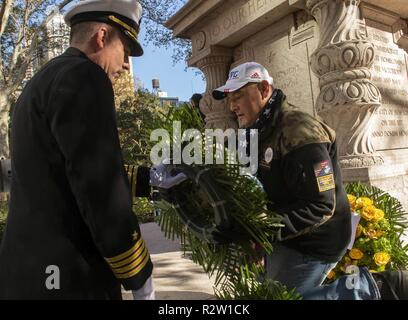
[63, 0, 144, 56]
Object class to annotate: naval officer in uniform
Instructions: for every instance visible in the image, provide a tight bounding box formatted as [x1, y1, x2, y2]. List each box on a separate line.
[0, 0, 185, 299]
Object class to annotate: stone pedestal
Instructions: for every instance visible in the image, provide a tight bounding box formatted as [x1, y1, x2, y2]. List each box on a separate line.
[166, 0, 408, 211]
[342, 149, 408, 210]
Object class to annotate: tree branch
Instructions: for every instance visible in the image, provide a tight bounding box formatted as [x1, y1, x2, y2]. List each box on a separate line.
[7, 0, 75, 92]
[9, 2, 30, 72]
[0, 0, 15, 39]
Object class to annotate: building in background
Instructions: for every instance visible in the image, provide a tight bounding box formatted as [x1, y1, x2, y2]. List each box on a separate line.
[44, 12, 70, 61]
[152, 78, 180, 107]
[23, 12, 70, 84]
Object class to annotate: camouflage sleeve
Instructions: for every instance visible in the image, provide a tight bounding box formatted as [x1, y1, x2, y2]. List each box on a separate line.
[124, 165, 151, 198]
[279, 110, 336, 157]
[276, 142, 337, 241]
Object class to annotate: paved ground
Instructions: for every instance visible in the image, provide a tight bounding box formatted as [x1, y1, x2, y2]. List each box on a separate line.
[122, 222, 215, 300]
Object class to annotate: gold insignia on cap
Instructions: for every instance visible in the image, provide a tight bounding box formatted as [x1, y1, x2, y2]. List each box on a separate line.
[108, 15, 138, 40]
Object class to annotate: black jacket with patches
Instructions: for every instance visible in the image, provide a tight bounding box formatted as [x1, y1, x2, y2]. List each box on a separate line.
[256, 94, 351, 263]
[0, 48, 152, 299]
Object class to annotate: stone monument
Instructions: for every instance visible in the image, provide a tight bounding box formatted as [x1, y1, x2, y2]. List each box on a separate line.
[166, 0, 408, 209]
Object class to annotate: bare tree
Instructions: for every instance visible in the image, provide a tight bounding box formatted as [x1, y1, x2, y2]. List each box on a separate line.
[0, 0, 190, 159]
[140, 0, 191, 65]
[0, 0, 73, 159]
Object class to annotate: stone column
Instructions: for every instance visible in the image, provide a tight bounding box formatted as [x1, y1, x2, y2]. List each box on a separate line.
[306, 0, 383, 168]
[190, 46, 237, 130]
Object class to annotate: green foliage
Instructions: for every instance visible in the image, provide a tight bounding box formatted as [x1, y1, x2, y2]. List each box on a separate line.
[215, 264, 302, 300]
[133, 197, 155, 224]
[115, 80, 167, 223]
[116, 89, 164, 165]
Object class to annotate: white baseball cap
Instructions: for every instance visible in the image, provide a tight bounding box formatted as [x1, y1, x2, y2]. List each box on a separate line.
[63, 0, 144, 56]
[212, 62, 274, 100]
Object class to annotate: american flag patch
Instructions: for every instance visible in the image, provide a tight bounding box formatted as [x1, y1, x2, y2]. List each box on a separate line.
[314, 160, 335, 192]
[314, 160, 332, 177]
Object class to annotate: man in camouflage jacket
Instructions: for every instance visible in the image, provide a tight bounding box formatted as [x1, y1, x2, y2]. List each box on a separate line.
[212, 62, 407, 300]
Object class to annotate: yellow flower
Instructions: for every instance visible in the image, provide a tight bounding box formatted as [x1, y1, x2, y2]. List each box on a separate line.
[364, 228, 384, 239]
[348, 194, 357, 210]
[373, 209, 385, 221]
[349, 248, 364, 260]
[374, 252, 391, 266]
[361, 205, 377, 221]
[356, 224, 364, 238]
[327, 270, 336, 280]
[355, 197, 373, 209]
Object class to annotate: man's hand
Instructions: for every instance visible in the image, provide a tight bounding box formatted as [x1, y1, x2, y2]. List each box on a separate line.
[150, 163, 187, 189]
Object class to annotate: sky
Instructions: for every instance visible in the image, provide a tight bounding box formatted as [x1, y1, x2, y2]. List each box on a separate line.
[131, 30, 206, 102]
[60, 0, 205, 102]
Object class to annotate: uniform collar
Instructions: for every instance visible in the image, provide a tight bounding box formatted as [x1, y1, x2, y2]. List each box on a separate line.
[63, 47, 90, 60]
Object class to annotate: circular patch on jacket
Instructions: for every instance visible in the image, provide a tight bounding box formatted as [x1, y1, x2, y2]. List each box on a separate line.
[264, 147, 274, 163]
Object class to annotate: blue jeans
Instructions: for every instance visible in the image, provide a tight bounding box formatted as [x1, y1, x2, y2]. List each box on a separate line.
[266, 243, 381, 300]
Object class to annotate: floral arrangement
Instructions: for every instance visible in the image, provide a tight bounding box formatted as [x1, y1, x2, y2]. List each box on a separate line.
[327, 182, 408, 281]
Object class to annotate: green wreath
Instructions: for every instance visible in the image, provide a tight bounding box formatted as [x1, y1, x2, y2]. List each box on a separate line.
[148, 104, 300, 299]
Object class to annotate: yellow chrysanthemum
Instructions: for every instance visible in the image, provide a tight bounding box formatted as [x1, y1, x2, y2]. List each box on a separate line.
[356, 224, 364, 238]
[373, 209, 385, 221]
[374, 252, 391, 266]
[348, 194, 357, 210]
[349, 248, 364, 260]
[355, 197, 373, 209]
[361, 205, 377, 221]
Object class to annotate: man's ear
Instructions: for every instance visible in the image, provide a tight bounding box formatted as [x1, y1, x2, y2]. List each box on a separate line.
[95, 26, 109, 50]
[259, 80, 271, 99]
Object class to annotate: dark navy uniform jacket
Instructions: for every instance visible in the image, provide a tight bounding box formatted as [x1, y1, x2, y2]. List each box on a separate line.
[0, 47, 152, 299]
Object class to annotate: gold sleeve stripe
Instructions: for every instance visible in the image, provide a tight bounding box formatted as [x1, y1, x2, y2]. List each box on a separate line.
[112, 245, 148, 274]
[114, 249, 150, 279]
[104, 237, 143, 263]
[109, 241, 145, 269]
